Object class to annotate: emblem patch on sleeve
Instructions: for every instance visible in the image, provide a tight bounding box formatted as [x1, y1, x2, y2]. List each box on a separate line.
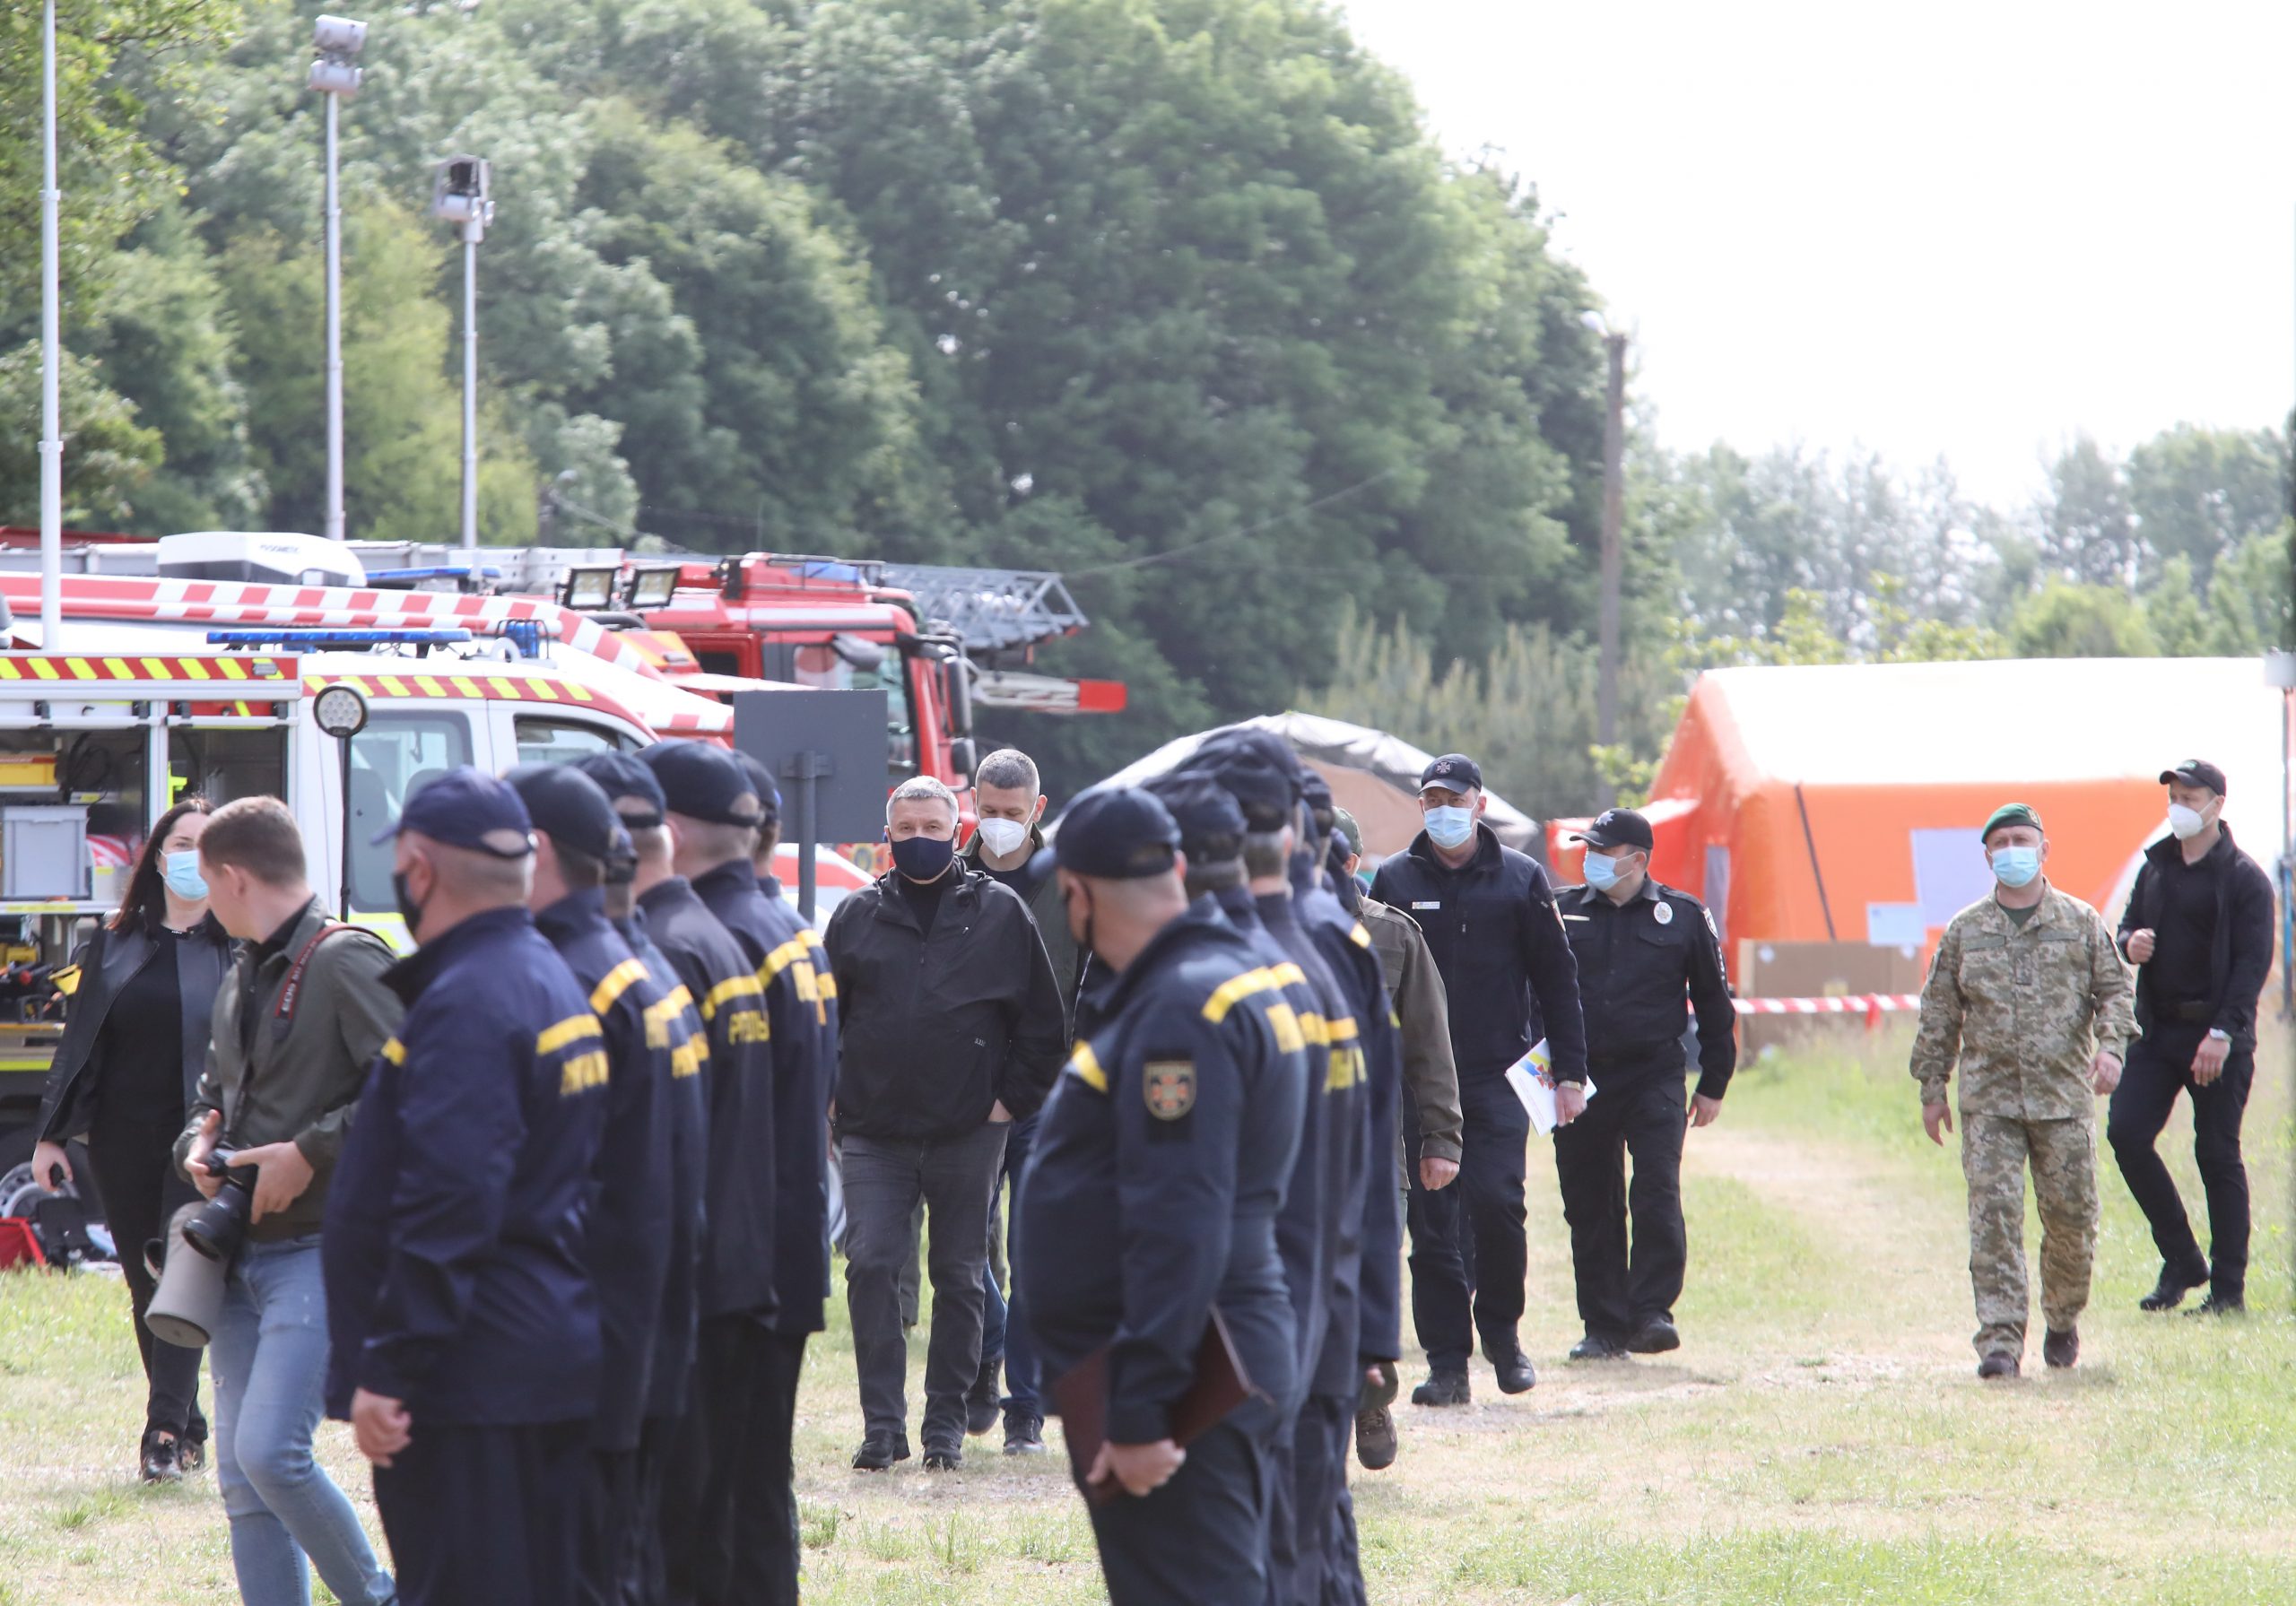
[1144, 1060, 1196, 1120]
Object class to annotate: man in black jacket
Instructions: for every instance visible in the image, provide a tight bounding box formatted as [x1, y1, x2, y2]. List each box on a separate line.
[2106, 760, 2275, 1315]
[825, 775, 1067, 1471]
[1368, 754, 1588, 1406]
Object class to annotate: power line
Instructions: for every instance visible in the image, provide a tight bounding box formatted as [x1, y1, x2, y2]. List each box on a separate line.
[1066, 465, 1409, 578]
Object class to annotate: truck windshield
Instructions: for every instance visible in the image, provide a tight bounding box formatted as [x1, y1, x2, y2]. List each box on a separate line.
[345, 712, 474, 913]
[787, 644, 917, 778]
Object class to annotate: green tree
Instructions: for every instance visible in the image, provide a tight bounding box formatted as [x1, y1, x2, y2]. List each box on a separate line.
[2039, 434, 2138, 587]
[0, 338, 161, 523]
[2126, 423, 2289, 589]
[2009, 579, 2156, 658]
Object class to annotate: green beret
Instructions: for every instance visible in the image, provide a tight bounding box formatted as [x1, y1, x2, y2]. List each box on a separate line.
[1980, 802, 2043, 842]
[1333, 806, 1362, 857]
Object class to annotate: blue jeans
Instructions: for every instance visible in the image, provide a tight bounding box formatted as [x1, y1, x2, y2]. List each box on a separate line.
[211, 1237, 396, 1606]
[981, 1115, 1040, 1415]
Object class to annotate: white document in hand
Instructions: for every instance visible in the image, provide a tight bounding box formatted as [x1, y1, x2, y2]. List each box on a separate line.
[1503, 1040, 1595, 1135]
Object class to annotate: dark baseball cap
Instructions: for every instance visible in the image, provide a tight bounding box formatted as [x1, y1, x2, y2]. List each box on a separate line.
[371, 766, 535, 858]
[1418, 753, 1482, 795]
[572, 751, 667, 829]
[642, 741, 765, 827]
[734, 751, 783, 823]
[1571, 807, 1653, 853]
[1144, 770, 1248, 855]
[1054, 786, 1181, 880]
[1199, 726, 1305, 781]
[1196, 745, 1299, 832]
[506, 764, 629, 864]
[1300, 768, 1334, 826]
[2159, 759, 2227, 795]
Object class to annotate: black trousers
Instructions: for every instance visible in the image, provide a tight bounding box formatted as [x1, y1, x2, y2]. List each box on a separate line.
[85, 1114, 206, 1442]
[664, 1318, 807, 1606]
[622, 1415, 676, 1606]
[1552, 1072, 1689, 1340]
[374, 1419, 586, 1606]
[2107, 1025, 2254, 1298]
[1404, 1073, 1530, 1372]
[1090, 1396, 1279, 1606]
[578, 1445, 639, 1606]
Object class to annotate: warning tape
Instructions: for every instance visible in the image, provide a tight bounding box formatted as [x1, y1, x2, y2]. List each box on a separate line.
[1729, 994, 1921, 1018]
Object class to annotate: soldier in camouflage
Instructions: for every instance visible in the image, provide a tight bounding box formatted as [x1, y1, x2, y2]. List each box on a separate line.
[1909, 803, 2135, 1379]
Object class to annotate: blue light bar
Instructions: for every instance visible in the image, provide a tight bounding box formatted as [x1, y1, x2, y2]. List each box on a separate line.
[205, 629, 474, 649]
[365, 565, 503, 583]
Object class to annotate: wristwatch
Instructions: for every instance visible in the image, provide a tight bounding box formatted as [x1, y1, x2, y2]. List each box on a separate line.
[2207, 1029, 2231, 1043]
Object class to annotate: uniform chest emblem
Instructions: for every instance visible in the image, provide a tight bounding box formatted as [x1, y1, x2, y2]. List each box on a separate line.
[1144, 1060, 1196, 1120]
[1653, 903, 1673, 925]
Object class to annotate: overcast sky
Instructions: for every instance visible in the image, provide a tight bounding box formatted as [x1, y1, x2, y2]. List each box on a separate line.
[1336, 0, 2295, 507]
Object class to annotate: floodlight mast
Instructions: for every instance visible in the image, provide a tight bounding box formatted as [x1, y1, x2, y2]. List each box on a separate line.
[39, 0, 62, 641]
[309, 16, 367, 543]
[432, 156, 494, 551]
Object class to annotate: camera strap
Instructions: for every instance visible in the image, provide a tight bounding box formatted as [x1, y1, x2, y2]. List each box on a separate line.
[274, 923, 361, 1028]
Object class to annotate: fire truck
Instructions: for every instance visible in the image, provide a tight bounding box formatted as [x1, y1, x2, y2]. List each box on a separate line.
[0, 614, 712, 1208]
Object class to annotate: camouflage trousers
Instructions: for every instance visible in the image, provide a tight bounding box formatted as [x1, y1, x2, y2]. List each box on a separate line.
[1961, 1112, 2098, 1359]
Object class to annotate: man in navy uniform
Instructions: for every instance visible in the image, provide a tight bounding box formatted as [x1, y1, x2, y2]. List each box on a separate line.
[645, 739, 831, 1605]
[508, 764, 678, 1604]
[613, 746, 778, 1606]
[1019, 787, 1309, 1606]
[324, 768, 611, 1605]
[574, 750, 710, 1606]
[1370, 753, 1588, 1405]
[1552, 807, 1736, 1359]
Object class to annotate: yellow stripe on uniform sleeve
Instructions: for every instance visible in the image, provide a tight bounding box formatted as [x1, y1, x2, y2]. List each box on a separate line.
[1067, 1043, 1108, 1092]
[380, 1037, 405, 1065]
[588, 959, 649, 1017]
[1326, 1015, 1360, 1044]
[699, 972, 761, 1020]
[1350, 922, 1372, 949]
[1201, 965, 1276, 1023]
[536, 1014, 603, 1055]
[1263, 1002, 1307, 1054]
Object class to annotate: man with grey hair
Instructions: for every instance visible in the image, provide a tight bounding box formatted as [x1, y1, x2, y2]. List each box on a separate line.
[825, 773, 1067, 1471]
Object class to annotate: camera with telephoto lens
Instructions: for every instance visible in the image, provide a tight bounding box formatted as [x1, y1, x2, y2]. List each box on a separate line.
[181, 1148, 256, 1263]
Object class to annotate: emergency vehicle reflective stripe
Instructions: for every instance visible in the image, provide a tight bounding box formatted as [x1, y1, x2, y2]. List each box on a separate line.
[304, 673, 651, 735]
[0, 654, 293, 683]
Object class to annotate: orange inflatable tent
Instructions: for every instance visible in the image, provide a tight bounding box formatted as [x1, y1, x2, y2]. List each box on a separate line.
[1551, 658, 2291, 976]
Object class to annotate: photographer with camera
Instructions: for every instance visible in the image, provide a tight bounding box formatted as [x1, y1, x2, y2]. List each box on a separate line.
[31, 796, 230, 1483]
[176, 796, 398, 1606]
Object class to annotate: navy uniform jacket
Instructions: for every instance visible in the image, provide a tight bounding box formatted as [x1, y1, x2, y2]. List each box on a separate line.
[1557, 877, 1736, 1098]
[535, 889, 677, 1453]
[692, 861, 836, 1336]
[323, 906, 609, 1424]
[616, 904, 710, 1423]
[1249, 890, 1361, 1403]
[1020, 901, 1308, 1445]
[1296, 881, 1405, 1378]
[637, 874, 778, 1325]
[1370, 823, 1588, 1083]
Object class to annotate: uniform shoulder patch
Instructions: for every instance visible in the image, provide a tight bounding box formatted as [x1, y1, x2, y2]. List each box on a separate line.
[1143, 1059, 1196, 1120]
[1653, 902, 1673, 925]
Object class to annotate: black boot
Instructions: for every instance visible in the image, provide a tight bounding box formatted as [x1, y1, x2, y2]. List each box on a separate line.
[851, 1430, 911, 1471]
[966, 1357, 1002, 1436]
[2139, 1256, 2211, 1312]
[1976, 1351, 2021, 1380]
[1410, 1369, 1470, 1406]
[2042, 1328, 2079, 1369]
[139, 1428, 182, 1485]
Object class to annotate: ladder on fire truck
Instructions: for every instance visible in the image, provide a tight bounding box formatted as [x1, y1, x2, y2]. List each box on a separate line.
[876, 564, 1121, 715]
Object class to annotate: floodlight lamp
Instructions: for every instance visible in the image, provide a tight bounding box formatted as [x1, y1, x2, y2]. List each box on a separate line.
[2266, 649, 2296, 690]
[627, 568, 681, 610]
[313, 683, 370, 741]
[313, 15, 368, 57]
[308, 58, 362, 96]
[560, 566, 619, 612]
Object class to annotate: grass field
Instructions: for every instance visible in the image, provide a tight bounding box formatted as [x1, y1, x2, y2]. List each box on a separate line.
[4, 1021, 2291, 1604]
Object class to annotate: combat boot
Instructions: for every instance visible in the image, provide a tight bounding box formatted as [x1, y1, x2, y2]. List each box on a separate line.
[2187, 1292, 2246, 1317]
[1976, 1351, 2021, 1380]
[1410, 1369, 1470, 1406]
[2043, 1328, 2079, 1369]
[2138, 1255, 2210, 1312]
[1355, 1361, 1399, 1471]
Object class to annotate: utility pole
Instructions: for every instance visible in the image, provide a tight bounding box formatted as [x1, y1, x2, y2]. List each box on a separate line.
[431, 157, 493, 551]
[39, 0, 62, 643]
[309, 16, 366, 541]
[1596, 329, 1628, 752]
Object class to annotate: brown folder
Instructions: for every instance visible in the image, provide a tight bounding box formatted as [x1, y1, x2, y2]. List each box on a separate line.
[1050, 1307, 1258, 1505]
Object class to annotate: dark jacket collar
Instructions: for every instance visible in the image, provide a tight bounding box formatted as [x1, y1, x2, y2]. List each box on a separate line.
[385, 905, 534, 1004]
[253, 898, 327, 969]
[691, 859, 761, 902]
[2144, 822, 2240, 870]
[535, 887, 611, 943]
[1089, 898, 1231, 1020]
[1406, 820, 1503, 876]
[868, 861, 986, 931]
[1213, 882, 1264, 930]
[636, 873, 697, 916]
[1569, 876, 1660, 911]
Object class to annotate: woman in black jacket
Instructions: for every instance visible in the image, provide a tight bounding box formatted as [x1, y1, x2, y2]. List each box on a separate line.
[30, 797, 233, 1483]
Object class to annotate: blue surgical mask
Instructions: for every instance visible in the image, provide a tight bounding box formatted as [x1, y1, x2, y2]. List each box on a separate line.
[163, 850, 209, 901]
[1990, 846, 2040, 890]
[1424, 805, 1474, 850]
[1583, 852, 1623, 891]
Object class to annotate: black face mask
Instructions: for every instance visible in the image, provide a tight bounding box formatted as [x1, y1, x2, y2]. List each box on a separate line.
[393, 868, 428, 942]
[890, 834, 955, 882]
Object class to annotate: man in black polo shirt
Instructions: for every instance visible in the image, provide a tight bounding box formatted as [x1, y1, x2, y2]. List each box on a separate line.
[2106, 760, 2274, 1315]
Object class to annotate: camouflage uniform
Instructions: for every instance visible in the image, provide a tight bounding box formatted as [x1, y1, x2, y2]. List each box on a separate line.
[1909, 884, 2135, 1359]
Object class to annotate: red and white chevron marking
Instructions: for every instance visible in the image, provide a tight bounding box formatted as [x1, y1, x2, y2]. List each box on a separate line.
[1729, 994, 1921, 1017]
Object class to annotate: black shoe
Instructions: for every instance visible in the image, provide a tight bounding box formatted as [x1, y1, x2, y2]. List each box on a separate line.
[1626, 1315, 1682, 1355]
[1354, 1361, 1399, 1470]
[2139, 1258, 2211, 1312]
[921, 1445, 962, 1471]
[1487, 1349, 1535, 1395]
[2043, 1327, 2079, 1369]
[139, 1429, 182, 1485]
[966, 1359, 1002, 1437]
[1003, 1411, 1046, 1455]
[1570, 1333, 1630, 1361]
[2188, 1292, 2246, 1317]
[1410, 1369, 1471, 1406]
[1976, 1351, 2021, 1380]
[851, 1431, 911, 1471]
